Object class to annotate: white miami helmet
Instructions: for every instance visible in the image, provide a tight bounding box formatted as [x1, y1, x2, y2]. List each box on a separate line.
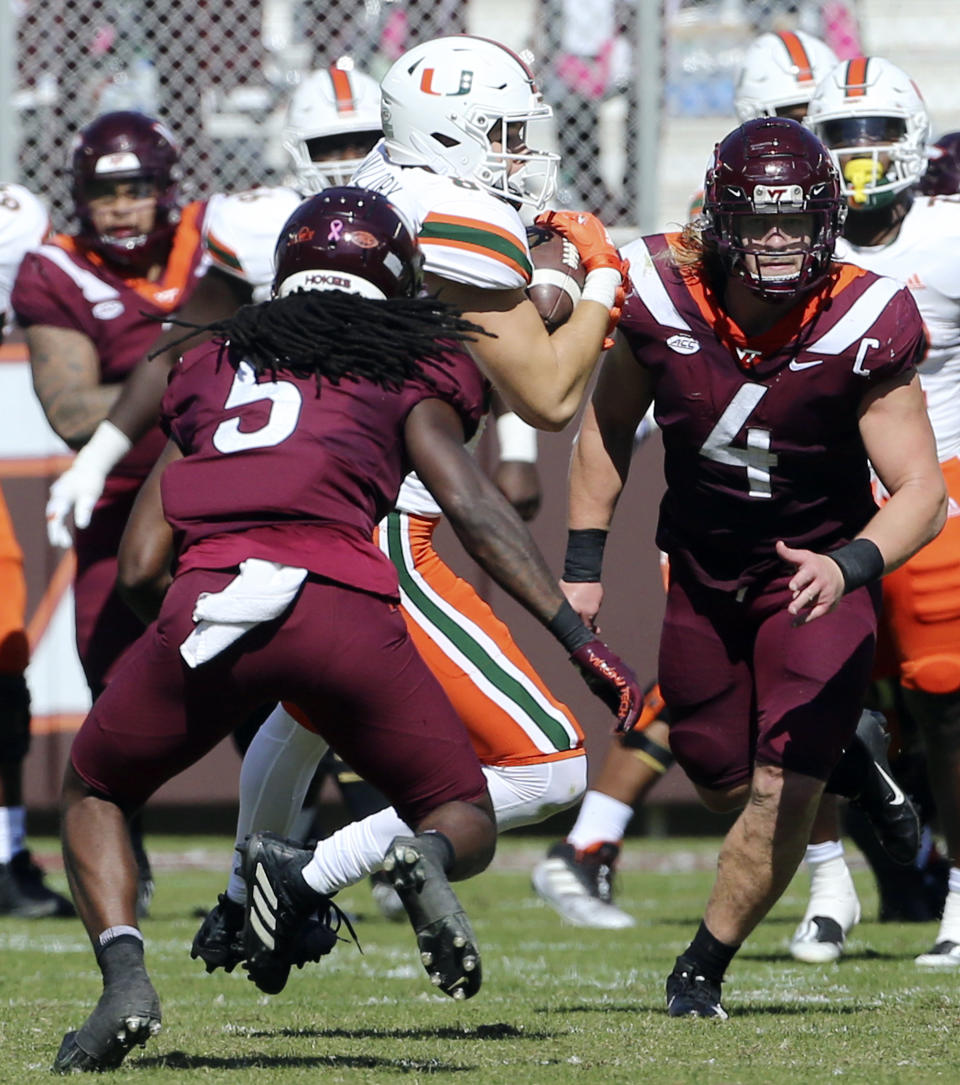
[805, 56, 930, 209]
[283, 62, 383, 194]
[379, 35, 559, 209]
[735, 30, 838, 122]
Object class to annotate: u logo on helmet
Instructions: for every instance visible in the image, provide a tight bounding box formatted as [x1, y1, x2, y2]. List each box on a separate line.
[420, 68, 474, 97]
[295, 226, 315, 242]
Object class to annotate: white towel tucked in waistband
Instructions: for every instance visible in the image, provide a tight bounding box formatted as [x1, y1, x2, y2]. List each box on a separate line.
[179, 558, 308, 668]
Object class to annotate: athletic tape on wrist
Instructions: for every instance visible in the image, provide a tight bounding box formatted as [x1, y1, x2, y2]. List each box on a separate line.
[581, 267, 621, 310]
[76, 419, 134, 475]
[495, 412, 538, 463]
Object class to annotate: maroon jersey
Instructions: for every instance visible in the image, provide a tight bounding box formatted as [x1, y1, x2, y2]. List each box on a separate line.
[619, 233, 926, 591]
[160, 340, 488, 599]
[12, 201, 209, 489]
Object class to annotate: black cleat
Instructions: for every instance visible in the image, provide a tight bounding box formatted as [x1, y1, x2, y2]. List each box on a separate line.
[239, 832, 345, 995]
[0, 849, 75, 918]
[52, 977, 161, 1073]
[666, 956, 728, 1019]
[191, 893, 245, 974]
[383, 834, 481, 1001]
[850, 710, 921, 866]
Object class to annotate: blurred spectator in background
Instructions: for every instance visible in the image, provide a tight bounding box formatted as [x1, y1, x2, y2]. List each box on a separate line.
[540, 0, 633, 220]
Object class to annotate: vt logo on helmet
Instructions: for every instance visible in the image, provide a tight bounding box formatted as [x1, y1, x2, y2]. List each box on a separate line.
[379, 35, 559, 210]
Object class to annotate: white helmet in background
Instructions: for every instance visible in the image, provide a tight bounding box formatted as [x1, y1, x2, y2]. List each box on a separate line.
[735, 30, 838, 122]
[379, 35, 559, 209]
[283, 63, 383, 194]
[805, 56, 930, 209]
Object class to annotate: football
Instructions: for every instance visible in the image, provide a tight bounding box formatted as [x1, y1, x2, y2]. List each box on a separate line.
[525, 224, 586, 331]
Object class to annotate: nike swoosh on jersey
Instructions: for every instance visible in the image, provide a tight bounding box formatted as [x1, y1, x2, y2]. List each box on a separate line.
[788, 359, 824, 371]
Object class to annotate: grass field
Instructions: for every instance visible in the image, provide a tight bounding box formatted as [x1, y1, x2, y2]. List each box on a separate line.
[2, 835, 958, 1084]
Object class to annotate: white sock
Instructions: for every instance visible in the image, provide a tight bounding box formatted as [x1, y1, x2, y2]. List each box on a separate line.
[804, 838, 845, 865]
[936, 869, 960, 943]
[226, 705, 328, 904]
[0, 806, 26, 863]
[302, 807, 411, 896]
[802, 849, 861, 933]
[567, 791, 634, 852]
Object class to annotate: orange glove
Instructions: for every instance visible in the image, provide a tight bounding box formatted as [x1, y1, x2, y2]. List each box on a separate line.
[534, 209, 622, 273]
[535, 211, 630, 349]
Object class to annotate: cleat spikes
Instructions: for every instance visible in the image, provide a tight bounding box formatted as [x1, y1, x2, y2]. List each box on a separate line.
[463, 956, 476, 971]
[421, 951, 433, 966]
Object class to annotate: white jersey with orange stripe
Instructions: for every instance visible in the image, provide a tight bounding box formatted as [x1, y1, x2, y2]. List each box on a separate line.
[203, 185, 302, 303]
[352, 141, 534, 517]
[835, 195, 960, 462]
[0, 182, 48, 319]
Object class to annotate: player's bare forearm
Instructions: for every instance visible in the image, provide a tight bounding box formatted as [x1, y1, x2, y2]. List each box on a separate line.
[107, 352, 176, 442]
[27, 325, 119, 448]
[859, 370, 948, 571]
[444, 482, 565, 623]
[427, 276, 606, 431]
[36, 383, 120, 449]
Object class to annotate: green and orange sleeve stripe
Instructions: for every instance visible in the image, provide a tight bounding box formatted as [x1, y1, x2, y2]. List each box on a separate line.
[419, 213, 532, 282]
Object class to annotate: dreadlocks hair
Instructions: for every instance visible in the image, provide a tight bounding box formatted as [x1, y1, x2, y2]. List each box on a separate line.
[156, 289, 493, 393]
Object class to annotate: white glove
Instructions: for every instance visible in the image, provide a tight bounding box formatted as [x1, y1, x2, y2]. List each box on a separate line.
[45, 420, 133, 547]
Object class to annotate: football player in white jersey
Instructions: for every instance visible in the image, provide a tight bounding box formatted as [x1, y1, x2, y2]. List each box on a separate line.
[806, 56, 960, 968]
[0, 183, 76, 918]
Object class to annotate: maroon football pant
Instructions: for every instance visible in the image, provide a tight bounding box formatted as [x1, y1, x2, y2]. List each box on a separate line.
[659, 572, 881, 791]
[70, 568, 489, 827]
[74, 484, 145, 696]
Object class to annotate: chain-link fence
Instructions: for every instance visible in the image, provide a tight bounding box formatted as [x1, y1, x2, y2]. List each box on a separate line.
[4, 1, 958, 236]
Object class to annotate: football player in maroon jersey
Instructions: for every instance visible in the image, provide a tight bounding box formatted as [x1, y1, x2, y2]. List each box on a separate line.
[13, 111, 213, 916]
[560, 117, 946, 1017]
[52, 188, 641, 1072]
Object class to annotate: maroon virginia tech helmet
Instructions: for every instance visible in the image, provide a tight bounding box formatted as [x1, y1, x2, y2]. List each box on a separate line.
[919, 131, 960, 196]
[273, 186, 422, 300]
[702, 116, 846, 300]
[70, 110, 181, 267]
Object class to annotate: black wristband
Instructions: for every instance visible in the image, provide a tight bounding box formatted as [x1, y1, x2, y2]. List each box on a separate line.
[829, 538, 884, 593]
[546, 599, 595, 653]
[563, 528, 608, 582]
